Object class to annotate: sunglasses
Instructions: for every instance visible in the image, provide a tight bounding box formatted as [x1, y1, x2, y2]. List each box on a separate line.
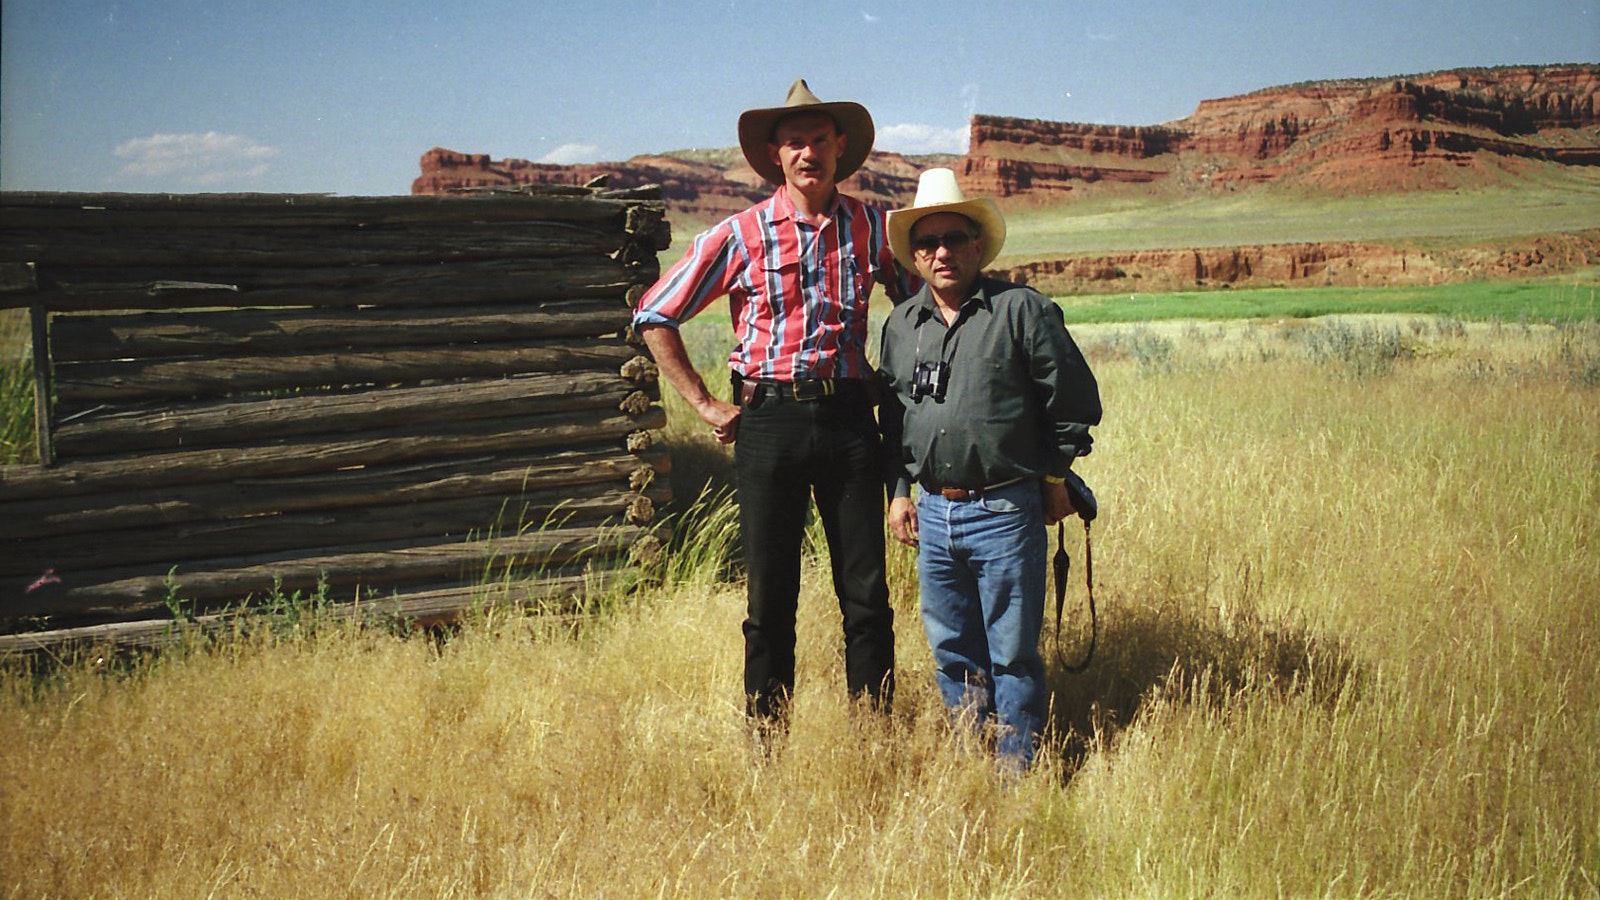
[910, 229, 976, 255]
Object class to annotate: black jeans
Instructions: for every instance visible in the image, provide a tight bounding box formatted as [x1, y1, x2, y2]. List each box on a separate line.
[733, 385, 895, 723]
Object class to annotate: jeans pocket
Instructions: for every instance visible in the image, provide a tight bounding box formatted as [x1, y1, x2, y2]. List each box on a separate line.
[979, 495, 1023, 514]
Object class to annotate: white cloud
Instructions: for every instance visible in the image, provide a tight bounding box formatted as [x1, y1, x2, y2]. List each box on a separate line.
[114, 132, 279, 185]
[539, 143, 601, 165]
[875, 123, 970, 155]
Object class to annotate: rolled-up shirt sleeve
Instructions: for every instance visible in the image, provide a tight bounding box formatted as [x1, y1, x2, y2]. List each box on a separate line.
[633, 220, 741, 329]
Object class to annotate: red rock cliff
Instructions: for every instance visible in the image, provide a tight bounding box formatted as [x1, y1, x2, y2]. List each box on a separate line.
[960, 64, 1600, 196]
[417, 65, 1599, 209]
[413, 147, 946, 222]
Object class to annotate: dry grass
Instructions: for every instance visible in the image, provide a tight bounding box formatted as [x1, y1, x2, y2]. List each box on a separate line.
[2, 317, 1596, 897]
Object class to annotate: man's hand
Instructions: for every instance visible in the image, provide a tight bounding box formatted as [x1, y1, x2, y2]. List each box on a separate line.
[1042, 479, 1077, 526]
[701, 399, 741, 444]
[888, 496, 919, 547]
[639, 323, 742, 444]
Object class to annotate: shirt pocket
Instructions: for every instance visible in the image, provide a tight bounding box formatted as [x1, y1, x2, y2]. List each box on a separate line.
[755, 259, 800, 302]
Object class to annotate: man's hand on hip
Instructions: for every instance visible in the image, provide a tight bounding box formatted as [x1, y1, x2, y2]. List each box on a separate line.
[701, 400, 741, 445]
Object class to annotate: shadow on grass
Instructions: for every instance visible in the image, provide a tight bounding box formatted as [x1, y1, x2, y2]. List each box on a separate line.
[654, 437, 745, 584]
[661, 436, 737, 518]
[1044, 589, 1365, 776]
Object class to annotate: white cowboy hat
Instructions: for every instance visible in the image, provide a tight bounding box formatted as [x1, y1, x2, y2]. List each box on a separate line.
[887, 168, 1007, 270]
[737, 79, 875, 186]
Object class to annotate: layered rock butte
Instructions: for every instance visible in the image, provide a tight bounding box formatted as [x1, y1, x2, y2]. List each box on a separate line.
[414, 65, 1600, 291]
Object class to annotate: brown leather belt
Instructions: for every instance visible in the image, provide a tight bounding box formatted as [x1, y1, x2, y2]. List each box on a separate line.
[930, 477, 1025, 501]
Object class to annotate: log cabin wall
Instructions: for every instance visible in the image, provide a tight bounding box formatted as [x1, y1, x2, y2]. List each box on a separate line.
[0, 187, 673, 647]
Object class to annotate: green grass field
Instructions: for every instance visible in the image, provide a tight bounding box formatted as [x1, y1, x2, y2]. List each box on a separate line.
[995, 165, 1600, 259]
[1059, 275, 1600, 325]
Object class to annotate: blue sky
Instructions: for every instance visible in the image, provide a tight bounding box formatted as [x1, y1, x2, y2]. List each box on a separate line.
[2, 0, 1595, 196]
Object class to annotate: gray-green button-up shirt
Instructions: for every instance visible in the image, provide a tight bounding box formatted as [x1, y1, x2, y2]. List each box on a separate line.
[878, 276, 1101, 499]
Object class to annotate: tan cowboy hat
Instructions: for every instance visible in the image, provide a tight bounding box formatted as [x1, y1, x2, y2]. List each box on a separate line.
[737, 79, 875, 185]
[887, 168, 1007, 270]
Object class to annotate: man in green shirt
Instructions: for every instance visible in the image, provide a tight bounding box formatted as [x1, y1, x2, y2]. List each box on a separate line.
[878, 168, 1102, 769]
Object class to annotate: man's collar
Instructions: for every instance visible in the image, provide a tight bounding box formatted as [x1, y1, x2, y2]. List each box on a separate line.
[770, 184, 841, 223]
[912, 277, 995, 324]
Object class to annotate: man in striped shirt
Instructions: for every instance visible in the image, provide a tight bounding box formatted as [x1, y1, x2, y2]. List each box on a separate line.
[634, 79, 918, 742]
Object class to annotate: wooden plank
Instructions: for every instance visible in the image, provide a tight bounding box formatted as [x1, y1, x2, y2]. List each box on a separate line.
[48, 299, 633, 362]
[25, 256, 639, 312]
[2, 482, 667, 577]
[1, 446, 667, 540]
[52, 371, 659, 457]
[52, 340, 644, 406]
[0, 405, 666, 500]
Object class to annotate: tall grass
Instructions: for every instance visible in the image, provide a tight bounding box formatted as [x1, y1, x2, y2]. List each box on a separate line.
[3, 317, 1595, 896]
[0, 309, 34, 466]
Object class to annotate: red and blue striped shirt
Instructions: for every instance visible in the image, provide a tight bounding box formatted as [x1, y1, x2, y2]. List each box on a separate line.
[634, 187, 918, 381]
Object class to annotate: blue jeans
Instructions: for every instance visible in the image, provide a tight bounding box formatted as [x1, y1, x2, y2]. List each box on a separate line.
[916, 479, 1048, 767]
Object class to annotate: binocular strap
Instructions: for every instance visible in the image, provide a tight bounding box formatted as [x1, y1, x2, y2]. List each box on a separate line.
[1052, 519, 1096, 674]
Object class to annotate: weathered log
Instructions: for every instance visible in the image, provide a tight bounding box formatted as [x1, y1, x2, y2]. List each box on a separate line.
[0, 262, 37, 295]
[0, 566, 644, 653]
[52, 371, 661, 457]
[5, 544, 641, 631]
[49, 300, 635, 362]
[25, 256, 639, 312]
[1, 531, 656, 637]
[0, 221, 631, 268]
[1, 406, 666, 500]
[53, 339, 642, 405]
[0, 190, 648, 229]
[2, 446, 668, 540]
[0, 526, 654, 634]
[3, 482, 670, 579]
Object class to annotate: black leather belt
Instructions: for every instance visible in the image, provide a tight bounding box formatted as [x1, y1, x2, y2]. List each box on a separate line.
[736, 377, 865, 408]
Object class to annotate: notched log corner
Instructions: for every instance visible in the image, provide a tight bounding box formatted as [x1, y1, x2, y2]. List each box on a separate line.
[620, 355, 658, 383]
[619, 390, 653, 416]
[628, 532, 665, 570]
[628, 465, 656, 491]
[625, 494, 654, 524]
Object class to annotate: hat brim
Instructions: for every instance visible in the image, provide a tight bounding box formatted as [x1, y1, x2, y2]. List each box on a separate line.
[738, 101, 874, 185]
[887, 198, 1007, 271]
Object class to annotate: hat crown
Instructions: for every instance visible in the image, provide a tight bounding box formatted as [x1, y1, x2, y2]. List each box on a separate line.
[910, 168, 967, 209]
[885, 167, 1006, 270]
[783, 79, 823, 108]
